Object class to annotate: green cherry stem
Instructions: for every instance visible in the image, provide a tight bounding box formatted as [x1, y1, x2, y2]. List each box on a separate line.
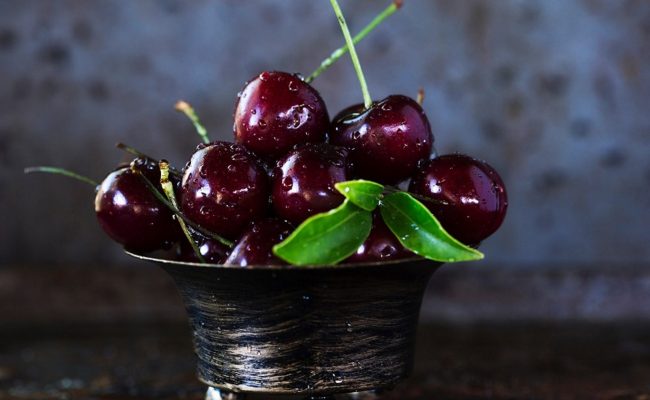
[175, 100, 210, 144]
[24, 166, 99, 187]
[329, 0, 373, 110]
[159, 160, 206, 263]
[136, 171, 234, 248]
[305, 0, 403, 83]
[383, 185, 450, 206]
[115, 142, 152, 160]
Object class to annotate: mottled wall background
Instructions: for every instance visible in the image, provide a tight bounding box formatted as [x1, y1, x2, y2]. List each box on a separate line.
[1, 0, 649, 268]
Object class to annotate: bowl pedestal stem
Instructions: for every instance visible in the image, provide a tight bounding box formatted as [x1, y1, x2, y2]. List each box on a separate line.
[206, 387, 380, 400]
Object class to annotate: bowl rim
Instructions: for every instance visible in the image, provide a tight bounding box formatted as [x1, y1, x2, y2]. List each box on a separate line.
[125, 250, 434, 271]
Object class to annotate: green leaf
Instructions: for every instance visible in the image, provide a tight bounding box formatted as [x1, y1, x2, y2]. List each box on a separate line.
[380, 192, 484, 263]
[273, 200, 372, 265]
[335, 179, 384, 211]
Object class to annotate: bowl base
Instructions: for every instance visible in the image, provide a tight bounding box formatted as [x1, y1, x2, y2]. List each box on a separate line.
[206, 387, 380, 400]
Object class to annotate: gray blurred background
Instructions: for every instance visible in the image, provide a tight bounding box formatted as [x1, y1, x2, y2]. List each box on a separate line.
[1, 1, 649, 277]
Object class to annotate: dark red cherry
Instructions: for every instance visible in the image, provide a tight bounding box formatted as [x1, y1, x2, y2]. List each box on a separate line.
[409, 154, 508, 245]
[272, 143, 349, 224]
[345, 213, 413, 263]
[180, 141, 270, 239]
[95, 159, 180, 252]
[234, 71, 329, 159]
[177, 231, 229, 264]
[331, 95, 434, 184]
[224, 218, 294, 266]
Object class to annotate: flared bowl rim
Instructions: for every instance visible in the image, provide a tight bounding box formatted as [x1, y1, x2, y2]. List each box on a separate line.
[125, 250, 436, 271]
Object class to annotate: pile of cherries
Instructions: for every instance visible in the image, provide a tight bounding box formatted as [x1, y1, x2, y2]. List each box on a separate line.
[93, 70, 508, 266]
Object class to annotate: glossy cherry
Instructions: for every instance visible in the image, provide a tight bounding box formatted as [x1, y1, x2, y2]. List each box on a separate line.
[94, 158, 180, 252]
[409, 154, 508, 245]
[331, 95, 434, 184]
[345, 213, 413, 263]
[224, 218, 294, 266]
[234, 71, 329, 159]
[177, 231, 230, 264]
[180, 141, 270, 239]
[272, 143, 350, 224]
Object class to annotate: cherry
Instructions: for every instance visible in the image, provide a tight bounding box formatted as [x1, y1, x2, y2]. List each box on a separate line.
[345, 212, 413, 263]
[94, 158, 181, 252]
[224, 218, 294, 266]
[409, 154, 508, 245]
[234, 71, 329, 159]
[330, 95, 434, 184]
[272, 143, 350, 224]
[177, 231, 230, 264]
[180, 141, 270, 239]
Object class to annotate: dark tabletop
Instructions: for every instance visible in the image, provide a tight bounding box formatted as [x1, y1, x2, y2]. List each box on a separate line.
[1, 322, 649, 400]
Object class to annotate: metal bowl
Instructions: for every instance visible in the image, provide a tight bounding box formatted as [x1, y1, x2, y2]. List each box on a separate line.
[127, 251, 439, 398]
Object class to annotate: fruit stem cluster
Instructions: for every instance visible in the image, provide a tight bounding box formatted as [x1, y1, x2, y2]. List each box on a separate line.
[159, 161, 206, 263]
[329, 0, 373, 109]
[116, 142, 182, 177]
[305, 0, 402, 83]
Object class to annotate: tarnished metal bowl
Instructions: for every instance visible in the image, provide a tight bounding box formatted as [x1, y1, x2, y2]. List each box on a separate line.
[127, 251, 439, 398]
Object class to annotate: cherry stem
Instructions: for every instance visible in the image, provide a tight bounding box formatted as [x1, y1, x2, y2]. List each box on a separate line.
[305, 0, 402, 83]
[417, 87, 425, 106]
[115, 142, 182, 177]
[329, 0, 373, 109]
[136, 171, 234, 248]
[24, 166, 99, 187]
[159, 161, 206, 263]
[115, 142, 152, 159]
[175, 100, 210, 144]
[384, 185, 450, 206]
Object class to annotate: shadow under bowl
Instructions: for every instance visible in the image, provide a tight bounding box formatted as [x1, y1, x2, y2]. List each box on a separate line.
[127, 252, 440, 397]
